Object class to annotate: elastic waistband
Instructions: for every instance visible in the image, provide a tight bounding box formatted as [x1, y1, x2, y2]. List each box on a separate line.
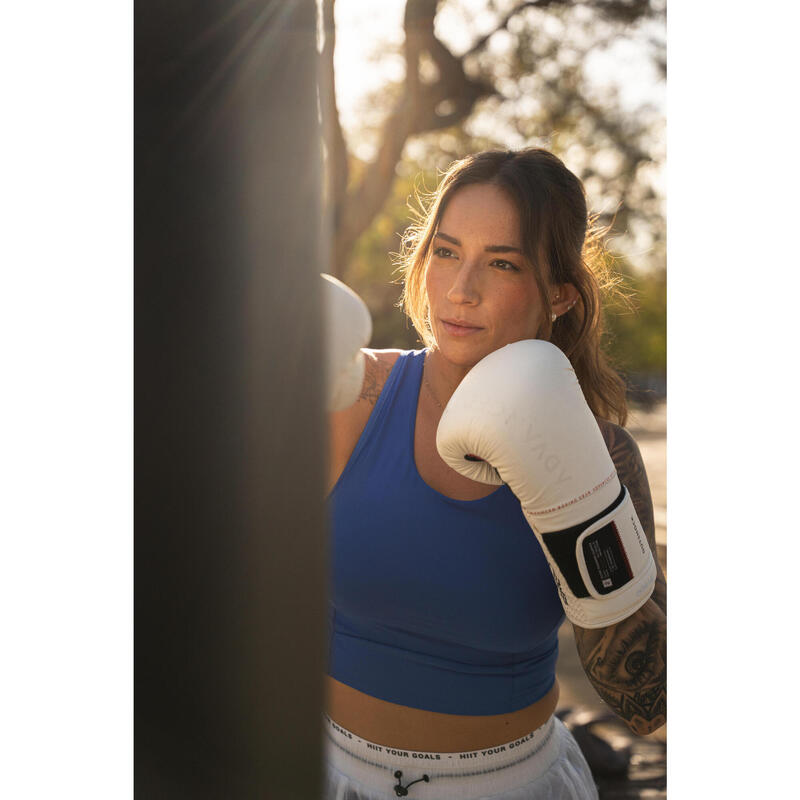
[323, 713, 557, 776]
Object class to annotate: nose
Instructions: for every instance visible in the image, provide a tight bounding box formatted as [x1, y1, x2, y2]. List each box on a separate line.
[445, 261, 480, 306]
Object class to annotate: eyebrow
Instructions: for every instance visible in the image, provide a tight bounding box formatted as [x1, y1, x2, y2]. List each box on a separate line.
[434, 231, 523, 254]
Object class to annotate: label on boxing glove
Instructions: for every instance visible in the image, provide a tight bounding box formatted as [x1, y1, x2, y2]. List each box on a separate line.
[580, 521, 634, 595]
[540, 486, 634, 599]
[534, 485, 654, 627]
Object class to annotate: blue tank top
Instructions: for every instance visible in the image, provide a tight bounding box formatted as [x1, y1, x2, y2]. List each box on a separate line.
[327, 349, 565, 716]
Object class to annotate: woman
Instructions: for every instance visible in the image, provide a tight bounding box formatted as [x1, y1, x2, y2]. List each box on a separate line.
[323, 148, 667, 799]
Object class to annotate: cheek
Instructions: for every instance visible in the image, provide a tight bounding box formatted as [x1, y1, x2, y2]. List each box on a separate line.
[424, 266, 446, 308]
[495, 286, 544, 333]
[424, 262, 439, 290]
[424, 269, 433, 301]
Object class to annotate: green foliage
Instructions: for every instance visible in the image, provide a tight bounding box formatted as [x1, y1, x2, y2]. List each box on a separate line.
[602, 261, 666, 379]
[346, 167, 437, 351]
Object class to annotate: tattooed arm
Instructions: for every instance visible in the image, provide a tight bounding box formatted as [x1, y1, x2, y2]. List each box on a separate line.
[327, 349, 399, 494]
[571, 419, 667, 736]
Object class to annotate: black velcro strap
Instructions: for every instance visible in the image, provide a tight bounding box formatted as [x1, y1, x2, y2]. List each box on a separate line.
[540, 487, 626, 598]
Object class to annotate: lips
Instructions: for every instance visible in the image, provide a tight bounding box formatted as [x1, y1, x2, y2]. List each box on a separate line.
[440, 318, 484, 336]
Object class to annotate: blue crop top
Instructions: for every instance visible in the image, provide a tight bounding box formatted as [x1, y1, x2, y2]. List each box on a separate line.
[327, 349, 565, 716]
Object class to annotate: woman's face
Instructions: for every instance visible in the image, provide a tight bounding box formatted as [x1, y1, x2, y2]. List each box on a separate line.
[425, 183, 548, 369]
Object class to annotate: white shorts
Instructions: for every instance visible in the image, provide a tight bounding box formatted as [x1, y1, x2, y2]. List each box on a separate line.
[322, 713, 598, 800]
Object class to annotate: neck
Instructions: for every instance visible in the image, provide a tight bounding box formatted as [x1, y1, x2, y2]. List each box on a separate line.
[424, 347, 473, 409]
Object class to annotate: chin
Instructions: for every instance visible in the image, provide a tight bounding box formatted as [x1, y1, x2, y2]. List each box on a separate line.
[434, 335, 497, 369]
[436, 332, 541, 369]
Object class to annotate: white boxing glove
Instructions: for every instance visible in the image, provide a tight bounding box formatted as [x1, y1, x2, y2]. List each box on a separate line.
[321, 274, 372, 412]
[436, 340, 656, 629]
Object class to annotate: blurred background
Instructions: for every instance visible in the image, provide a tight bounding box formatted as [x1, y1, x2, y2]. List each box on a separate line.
[321, 0, 665, 401]
[321, 1, 666, 795]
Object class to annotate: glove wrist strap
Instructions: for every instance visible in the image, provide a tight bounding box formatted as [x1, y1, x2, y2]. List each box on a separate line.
[532, 487, 656, 629]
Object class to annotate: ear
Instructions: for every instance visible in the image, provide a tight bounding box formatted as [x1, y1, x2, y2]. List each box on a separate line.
[550, 283, 580, 319]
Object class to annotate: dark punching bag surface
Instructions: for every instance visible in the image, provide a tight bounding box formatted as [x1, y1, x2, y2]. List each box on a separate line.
[135, 2, 326, 797]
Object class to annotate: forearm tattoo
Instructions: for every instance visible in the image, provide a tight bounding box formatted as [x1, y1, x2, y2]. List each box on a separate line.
[572, 420, 667, 734]
[574, 602, 667, 735]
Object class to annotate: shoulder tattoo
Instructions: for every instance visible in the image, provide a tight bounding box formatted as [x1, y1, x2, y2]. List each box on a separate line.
[358, 352, 392, 407]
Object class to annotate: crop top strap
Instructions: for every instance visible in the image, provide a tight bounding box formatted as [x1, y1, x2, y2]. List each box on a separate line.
[330, 349, 425, 495]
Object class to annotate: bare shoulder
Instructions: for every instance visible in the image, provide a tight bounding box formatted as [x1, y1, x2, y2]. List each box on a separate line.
[359, 348, 404, 406]
[327, 348, 404, 493]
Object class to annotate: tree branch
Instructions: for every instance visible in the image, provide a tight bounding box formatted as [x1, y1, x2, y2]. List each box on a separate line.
[463, 0, 569, 58]
[333, 0, 495, 276]
[326, 0, 662, 278]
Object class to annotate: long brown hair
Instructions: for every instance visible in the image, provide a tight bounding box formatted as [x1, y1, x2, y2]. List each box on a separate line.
[397, 147, 629, 426]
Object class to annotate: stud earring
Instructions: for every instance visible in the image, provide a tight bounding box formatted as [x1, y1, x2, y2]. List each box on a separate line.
[551, 312, 557, 322]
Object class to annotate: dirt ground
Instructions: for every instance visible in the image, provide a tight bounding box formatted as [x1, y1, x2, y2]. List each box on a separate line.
[555, 400, 667, 797]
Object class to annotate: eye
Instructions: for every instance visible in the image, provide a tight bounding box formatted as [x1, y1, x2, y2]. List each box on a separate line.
[432, 246, 455, 258]
[490, 258, 521, 272]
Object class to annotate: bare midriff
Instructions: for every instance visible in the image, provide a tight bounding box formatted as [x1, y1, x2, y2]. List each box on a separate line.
[324, 675, 559, 752]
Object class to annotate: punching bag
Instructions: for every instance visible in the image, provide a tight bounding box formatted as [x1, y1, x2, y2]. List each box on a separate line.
[135, 1, 326, 797]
